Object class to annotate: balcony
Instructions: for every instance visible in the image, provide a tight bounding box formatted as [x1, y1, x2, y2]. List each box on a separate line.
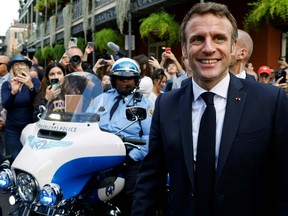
[27, 0, 186, 49]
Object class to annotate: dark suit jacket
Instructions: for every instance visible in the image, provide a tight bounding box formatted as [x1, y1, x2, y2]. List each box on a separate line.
[246, 72, 256, 81]
[132, 73, 288, 216]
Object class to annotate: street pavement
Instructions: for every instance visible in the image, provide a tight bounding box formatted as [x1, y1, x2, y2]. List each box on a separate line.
[0, 192, 11, 216]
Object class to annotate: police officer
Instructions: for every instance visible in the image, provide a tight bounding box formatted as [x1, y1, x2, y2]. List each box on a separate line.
[87, 58, 153, 215]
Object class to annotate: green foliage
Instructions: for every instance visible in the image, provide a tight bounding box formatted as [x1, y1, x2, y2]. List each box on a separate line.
[139, 11, 180, 46]
[34, 48, 43, 61]
[34, 0, 55, 12]
[244, 0, 288, 31]
[77, 37, 86, 52]
[52, 43, 65, 61]
[93, 28, 124, 51]
[42, 45, 53, 59]
[34, 0, 69, 12]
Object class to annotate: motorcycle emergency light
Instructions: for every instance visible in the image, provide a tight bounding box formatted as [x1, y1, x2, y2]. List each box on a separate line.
[40, 183, 62, 206]
[0, 168, 14, 189]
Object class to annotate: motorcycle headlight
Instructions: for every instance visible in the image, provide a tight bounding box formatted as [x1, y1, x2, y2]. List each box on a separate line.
[0, 168, 14, 189]
[40, 183, 62, 206]
[17, 172, 38, 202]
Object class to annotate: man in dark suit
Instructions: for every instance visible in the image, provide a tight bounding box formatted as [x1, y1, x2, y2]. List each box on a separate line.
[132, 2, 288, 216]
[229, 29, 256, 81]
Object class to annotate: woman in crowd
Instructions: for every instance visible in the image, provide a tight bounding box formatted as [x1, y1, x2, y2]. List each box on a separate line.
[133, 54, 153, 98]
[148, 68, 167, 104]
[1, 54, 40, 160]
[33, 61, 66, 122]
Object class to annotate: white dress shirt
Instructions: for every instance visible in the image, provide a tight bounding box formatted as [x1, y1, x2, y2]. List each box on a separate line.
[235, 70, 247, 79]
[192, 73, 230, 168]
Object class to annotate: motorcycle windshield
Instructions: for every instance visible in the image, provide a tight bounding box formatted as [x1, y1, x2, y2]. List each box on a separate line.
[41, 72, 102, 123]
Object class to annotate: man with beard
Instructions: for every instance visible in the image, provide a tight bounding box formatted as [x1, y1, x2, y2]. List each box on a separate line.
[86, 57, 154, 215]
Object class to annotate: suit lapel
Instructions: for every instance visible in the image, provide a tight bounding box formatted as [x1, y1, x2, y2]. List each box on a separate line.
[179, 78, 195, 192]
[215, 75, 247, 186]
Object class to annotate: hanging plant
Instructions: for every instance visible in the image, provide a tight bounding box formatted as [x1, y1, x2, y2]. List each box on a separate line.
[82, 0, 89, 42]
[40, 23, 45, 49]
[244, 0, 288, 31]
[42, 45, 53, 61]
[34, 48, 43, 61]
[34, 0, 46, 13]
[93, 28, 124, 51]
[63, 3, 73, 49]
[139, 11, 180, 46]
[77, 37, 86, 52]
[34, 0, 56, 13]
[91, 0, 96, 32]
[52, 43, 65, 61]
[50, 15, 57, 46]
[115, 0, 131, 34]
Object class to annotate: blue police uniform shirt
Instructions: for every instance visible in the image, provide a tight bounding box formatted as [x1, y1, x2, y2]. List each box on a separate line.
[87, 88, 154, 161]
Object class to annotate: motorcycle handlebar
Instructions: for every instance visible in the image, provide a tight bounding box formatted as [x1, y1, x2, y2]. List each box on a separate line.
[123, 137, 147, 145]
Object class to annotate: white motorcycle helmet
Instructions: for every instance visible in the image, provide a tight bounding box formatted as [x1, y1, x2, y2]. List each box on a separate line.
[110, 58, 141, 88]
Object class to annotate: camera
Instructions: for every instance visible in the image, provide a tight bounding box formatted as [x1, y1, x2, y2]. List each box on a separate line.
[69, 55, 81, 66]
[275, 70, 287, 84]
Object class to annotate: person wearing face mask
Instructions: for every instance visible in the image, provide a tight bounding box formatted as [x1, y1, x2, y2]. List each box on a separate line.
[86, 58, 154, 215]
[1, 54, 40, 161]
[33, 62, 66, 122]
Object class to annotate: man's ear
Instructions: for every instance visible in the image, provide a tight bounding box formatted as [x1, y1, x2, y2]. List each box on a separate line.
[237, 48, 248, 61]
[231, 40, 237, 56]
[181, 43, 187, 59]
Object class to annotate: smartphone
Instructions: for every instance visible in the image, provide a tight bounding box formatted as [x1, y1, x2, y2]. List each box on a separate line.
[148, 52, 155, 59]
[165, 47, 171, 54]
[21, 70, 27, 77]
[275, 70, 287, 84]
[88, 42, 94, 49]
[69, 37, 78, 47]
[20, 66, 29, 76]
[101, 60, 107, 65]
[50, 78, 59, 87]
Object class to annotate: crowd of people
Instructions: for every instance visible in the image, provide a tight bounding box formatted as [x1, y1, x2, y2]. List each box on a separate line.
[0, 1, 288, 216]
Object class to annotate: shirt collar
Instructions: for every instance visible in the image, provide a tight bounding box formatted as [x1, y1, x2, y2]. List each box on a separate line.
[192, 72, 230, 101]
[235, 70, 247, 79]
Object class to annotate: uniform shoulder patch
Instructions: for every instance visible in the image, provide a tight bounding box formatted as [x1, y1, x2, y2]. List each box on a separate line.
[148, 107, 153, 117]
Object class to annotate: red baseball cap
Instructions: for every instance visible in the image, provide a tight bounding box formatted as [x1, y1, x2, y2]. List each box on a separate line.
[257, 66, 271, 76]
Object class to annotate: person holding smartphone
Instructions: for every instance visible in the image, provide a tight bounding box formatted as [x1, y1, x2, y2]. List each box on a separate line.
[33, 62, 66, 122]
[273, 68, 288, 97]
[1, 54, 40, 161]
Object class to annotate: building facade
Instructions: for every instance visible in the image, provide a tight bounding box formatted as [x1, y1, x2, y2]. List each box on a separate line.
[4, 0, 288, 71]
[3, 20, 28, 58]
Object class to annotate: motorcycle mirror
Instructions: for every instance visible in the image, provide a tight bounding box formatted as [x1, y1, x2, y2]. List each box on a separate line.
[125, 106, 147, 121]
[37, 105, 46, 120]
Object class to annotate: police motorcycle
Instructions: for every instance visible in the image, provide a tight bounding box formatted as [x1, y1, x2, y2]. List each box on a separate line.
[0, 71, 147, 216]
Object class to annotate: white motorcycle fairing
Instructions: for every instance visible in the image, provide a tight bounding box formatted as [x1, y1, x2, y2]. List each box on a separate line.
[14, 118, 126, 200]
[0, 72, 147, 215]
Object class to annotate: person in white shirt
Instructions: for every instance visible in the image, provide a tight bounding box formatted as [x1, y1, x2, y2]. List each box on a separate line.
[229, 29, 256, 81]
[133, 54, 153, 98]
[148, 68, 167, 104]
